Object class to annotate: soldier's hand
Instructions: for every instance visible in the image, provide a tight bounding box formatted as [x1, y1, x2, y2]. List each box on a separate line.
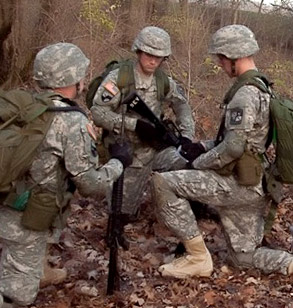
[179, 136, 192, 146]
[109, 142, 133, 168]
[180, 142, 206, 162]
[135, 119, 158, 143]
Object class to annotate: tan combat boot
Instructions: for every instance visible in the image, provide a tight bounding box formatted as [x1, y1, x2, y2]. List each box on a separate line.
[158, 235, 213, 279]
[288, 260, 293, 275]
[40, 260, 67, 288]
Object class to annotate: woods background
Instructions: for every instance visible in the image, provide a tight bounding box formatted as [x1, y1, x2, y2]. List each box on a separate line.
[0, 1, 293, 307]
[1, 0, 293, 139]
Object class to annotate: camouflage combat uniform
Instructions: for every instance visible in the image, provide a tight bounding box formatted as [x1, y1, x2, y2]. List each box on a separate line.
[91, 27, 195, 216]
[0, 95, 123, 306]
[0, 43, 125, 307]
[153, 25, 293, 276]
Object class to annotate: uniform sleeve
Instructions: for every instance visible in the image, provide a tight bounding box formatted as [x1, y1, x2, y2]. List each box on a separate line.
[166, 78, 195, 140]
[72, 159, 123, 198]
[63, 113, 123, 197]
[90, 69, 137, 133]
[192, 86, 260, 170]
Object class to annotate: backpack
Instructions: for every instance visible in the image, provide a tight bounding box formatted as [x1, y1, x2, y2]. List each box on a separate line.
[0, 89, 85, 194]
[224, 69, 293, 184]
[85, 59, 170, 109]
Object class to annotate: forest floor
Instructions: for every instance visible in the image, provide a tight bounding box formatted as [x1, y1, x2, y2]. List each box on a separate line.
[27, 185, 293, 308]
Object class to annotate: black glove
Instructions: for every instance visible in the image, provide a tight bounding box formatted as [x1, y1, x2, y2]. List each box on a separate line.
[135, 119, 158, 143]
[109, 141, 133, 168]
[179, 136, 192, 146]
[180, 142, 206, 162]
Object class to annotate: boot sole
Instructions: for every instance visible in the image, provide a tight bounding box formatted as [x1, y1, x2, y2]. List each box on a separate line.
[160, 268, 213, 279]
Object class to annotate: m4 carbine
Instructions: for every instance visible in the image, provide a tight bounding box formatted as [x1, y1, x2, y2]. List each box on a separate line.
[106, 102, 129, 295]
[123, 91, 182, 148]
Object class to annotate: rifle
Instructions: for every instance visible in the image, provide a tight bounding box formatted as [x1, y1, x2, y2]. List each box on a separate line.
[106, 101, 129, 295]
[123, 91, 182, 148]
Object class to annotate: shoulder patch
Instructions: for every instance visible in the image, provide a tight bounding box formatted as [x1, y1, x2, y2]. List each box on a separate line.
[101, 91, 114, 103]
[103, 81, 119, 96]
[86, 123, 97, 141]
[230, 107, 243, 125]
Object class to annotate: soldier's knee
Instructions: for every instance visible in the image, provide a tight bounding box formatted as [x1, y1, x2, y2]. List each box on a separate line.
[152, 172, 166, 187]
[151, 172, 173, 199]
[3, 277, 39, 306]
[227, 250, 255, 269]
[12, 292, 37, 307]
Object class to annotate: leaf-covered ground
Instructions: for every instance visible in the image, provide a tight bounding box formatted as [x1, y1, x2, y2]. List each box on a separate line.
[26, 187, 293, 308]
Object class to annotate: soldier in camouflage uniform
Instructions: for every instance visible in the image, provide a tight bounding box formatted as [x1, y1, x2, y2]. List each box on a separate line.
[90, 26, 195, 219]
[0, 43, 132, 307]
[152, 25, 293, 278]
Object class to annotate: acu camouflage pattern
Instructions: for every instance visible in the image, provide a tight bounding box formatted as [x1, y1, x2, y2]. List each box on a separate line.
[0, 205, 48, 306]
[192, 84, 270, 170]
[0, 95, 123, 305]
[153, 81, 293, 275]
[208, 24, 259, 59]
[33, 43, 90, 88]
[91, 64, 194, 215]
[132, 26, 172, 57]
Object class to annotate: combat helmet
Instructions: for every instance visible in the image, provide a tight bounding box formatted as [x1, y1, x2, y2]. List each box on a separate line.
[132, 26, 171, 57]
[208, 24, 259, 60]
[34, 42, 90, 88]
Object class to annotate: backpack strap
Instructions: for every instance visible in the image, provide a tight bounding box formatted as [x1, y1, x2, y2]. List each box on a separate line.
[155, 68, 170, 101]
[47, 96, 88, 117]
[117, 60, 135, 100]
[217, 70, 273, 146]
[223, 70, 271, 105]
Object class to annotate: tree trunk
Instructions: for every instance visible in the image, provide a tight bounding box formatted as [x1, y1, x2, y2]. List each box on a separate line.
[0, 0, 44, 88]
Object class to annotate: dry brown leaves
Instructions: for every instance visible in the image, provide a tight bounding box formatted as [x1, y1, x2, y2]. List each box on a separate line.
[29, 192, 292, 308]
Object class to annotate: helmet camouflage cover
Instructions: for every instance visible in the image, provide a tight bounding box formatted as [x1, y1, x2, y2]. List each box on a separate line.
[132, 26, 172, 57]
[34, 42, 90, 88]
[208, 24, 259, 59]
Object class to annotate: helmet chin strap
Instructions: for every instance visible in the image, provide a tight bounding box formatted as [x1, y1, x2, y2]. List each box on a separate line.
[231, 60, 237, 77]
[75, 82, 82, 97]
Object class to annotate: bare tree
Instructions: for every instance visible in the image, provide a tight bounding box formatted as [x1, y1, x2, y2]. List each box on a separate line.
[271, 0, 293, 14]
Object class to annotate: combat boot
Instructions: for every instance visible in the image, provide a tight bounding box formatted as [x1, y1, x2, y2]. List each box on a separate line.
[158, 235, 213, 279]
[288, 260, 293, 275]
[40, 261, 67, 288]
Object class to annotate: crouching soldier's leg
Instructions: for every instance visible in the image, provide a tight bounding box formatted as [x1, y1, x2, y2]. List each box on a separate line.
[228, 242, 293, 275]
[221, 197, 293, 275]
[151, 172, 213, 279]
[152, 146, 188, 172]
[0, 208, 48, 306]
[121, 162, 153, 221]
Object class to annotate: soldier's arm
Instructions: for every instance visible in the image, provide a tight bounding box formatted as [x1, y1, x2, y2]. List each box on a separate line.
[73, 159, 123, 198]
[167, 78, 195, 140]
[192, 86, 260, 170]
[90, 69, 137, 133]
[63, 113, 123, 197]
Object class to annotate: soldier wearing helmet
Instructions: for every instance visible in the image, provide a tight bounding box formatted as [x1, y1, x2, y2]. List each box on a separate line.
[151, 25, 293, 279]
[0, 43, 132, 307]
[90, 26, 195, 222]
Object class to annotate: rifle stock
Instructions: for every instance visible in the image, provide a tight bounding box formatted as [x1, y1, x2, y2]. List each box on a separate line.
[124, 91, 182, 148]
